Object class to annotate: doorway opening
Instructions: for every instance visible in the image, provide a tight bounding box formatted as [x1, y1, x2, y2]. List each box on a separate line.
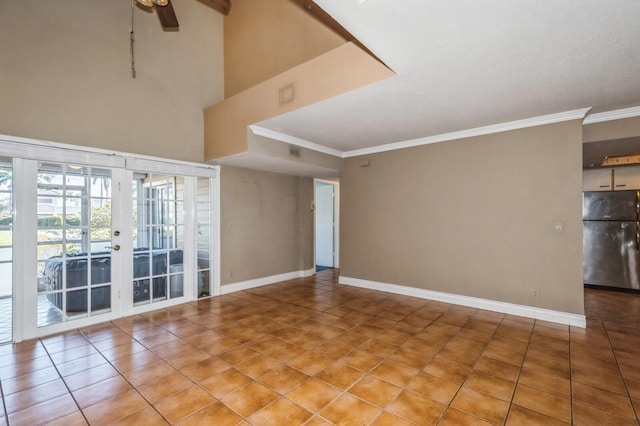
[314, 179, 339, 272]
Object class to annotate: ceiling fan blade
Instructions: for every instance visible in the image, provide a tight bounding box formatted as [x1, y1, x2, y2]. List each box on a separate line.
[156, 0, 179, 30]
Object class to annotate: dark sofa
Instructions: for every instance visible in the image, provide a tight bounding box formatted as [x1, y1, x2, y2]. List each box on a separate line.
[44, 248, 183, 312]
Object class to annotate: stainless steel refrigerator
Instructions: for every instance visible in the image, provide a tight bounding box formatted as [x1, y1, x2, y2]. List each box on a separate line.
[583, 190, 640, 290]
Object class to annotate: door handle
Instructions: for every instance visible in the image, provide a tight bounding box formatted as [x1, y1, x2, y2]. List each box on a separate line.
[106, 245, 121, 251]
[636, 223, 639, 252]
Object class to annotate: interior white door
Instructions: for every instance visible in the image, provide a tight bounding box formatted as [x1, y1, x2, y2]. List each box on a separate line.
[315, 183, 335, 268]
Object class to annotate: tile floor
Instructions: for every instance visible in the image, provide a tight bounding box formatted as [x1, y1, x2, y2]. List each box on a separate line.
[0, 270, 639, 425]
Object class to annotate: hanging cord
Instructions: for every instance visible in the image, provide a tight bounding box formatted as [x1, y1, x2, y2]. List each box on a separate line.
[130, 0, 136, 78]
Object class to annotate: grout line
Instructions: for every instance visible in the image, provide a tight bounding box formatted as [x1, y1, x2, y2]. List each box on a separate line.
[503, 318, 535, 425]
[568, 324, 575, 425]
[0, 368, 8, 425]
[38, 337, 90, 426]
[94, 318, 218, 421]
[602, 322, 640, 422]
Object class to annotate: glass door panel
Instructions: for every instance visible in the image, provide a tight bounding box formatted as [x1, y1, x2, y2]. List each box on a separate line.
[196, 176, 213, 298]
[0, 159, 13, 343]
[36, 163, 114, 327]
[132, 173, 185, 306]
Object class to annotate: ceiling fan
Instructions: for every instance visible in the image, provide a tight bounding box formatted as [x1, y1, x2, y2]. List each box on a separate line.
[129, 0, 231, 78]
[134, 0, 231, 30]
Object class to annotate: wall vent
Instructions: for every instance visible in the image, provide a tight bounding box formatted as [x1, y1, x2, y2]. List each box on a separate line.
[279, 83, 295, 106]
[289, 146, 301, 158]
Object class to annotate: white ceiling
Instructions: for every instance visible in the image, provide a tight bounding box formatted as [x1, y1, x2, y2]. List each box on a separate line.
[255, 0, 640, 154]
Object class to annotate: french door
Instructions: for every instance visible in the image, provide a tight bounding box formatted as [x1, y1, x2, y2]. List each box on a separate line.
[35, 163, 122, 329]
[14, 161, 126, 339]
[131, 172, 186, 307]
[7, 152, 218, 342]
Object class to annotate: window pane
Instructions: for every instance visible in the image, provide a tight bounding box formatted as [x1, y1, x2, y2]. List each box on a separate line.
[151, 251, 167, 275]
[91, 227, 111, 245]
[90, 199, 111, 226]
[38, 244, 63, 260]
[152, 277, 167, 301]
[67, 260, 89, 288]
[90, 172, 111, 198]
[169, 249, 183, 266]
[38, 294, 63, 327]
[169, 273, 183, 299]
[133, 279, 150, 305]
[66, 288, 88, 318]
[199, 270, 210, 297]
[66, 228, 84, 242]
[66, 243, 83, 255]
[0, 262, 12, 298]
[65, 197, 82, 216]
[38, 229, 62, 243]
[91, 256, 111, 285]
[133, 251, 150, 279]
[0, 231, 12, 250]
[0, 169, 11, 191]
[0, 193, 11, 218]
[91, 286, 111, 313]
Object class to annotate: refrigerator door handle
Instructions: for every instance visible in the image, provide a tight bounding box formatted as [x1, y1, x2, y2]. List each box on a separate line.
[636, 222, 640, 252]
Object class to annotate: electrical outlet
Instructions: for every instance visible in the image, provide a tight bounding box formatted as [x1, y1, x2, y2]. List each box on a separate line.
[531, 288, 540, 298]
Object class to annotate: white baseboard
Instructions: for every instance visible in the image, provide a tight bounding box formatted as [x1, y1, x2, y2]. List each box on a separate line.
[221, 269, 316, 294]
[339, 276, 586, 328]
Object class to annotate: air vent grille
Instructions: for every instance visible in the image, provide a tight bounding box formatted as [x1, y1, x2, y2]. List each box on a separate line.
[289, 146, 301, 158]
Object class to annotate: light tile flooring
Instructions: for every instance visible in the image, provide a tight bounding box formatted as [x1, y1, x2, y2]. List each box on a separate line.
[1, 270, 639, 425]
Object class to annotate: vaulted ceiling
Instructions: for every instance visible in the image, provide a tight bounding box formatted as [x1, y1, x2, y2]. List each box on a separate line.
[255, 0, 640, 154]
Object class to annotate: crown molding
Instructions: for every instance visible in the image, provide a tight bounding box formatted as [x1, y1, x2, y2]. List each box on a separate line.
[249, 125, 344, 158]
[583, 106, 640, 125]
[343, 107, 592, 158]
[249, 108, 592, 160]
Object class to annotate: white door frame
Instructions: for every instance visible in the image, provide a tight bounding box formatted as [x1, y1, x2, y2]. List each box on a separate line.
[314, 179, 340, 269]
[16, 160, 127, 340]
[1, 134, 220, 341]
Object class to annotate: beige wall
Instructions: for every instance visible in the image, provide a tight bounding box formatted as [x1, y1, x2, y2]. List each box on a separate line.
[583, 116, 640, 142]
[0, 0, 223, 163]
[341, 121, 584, 314]
[224, 0, 348, 97]
[205, 42, 394, 160]
[220, 166, 313, 285]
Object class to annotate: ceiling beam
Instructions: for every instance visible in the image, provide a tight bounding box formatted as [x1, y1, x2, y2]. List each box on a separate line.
[196, 0, 231, 15]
